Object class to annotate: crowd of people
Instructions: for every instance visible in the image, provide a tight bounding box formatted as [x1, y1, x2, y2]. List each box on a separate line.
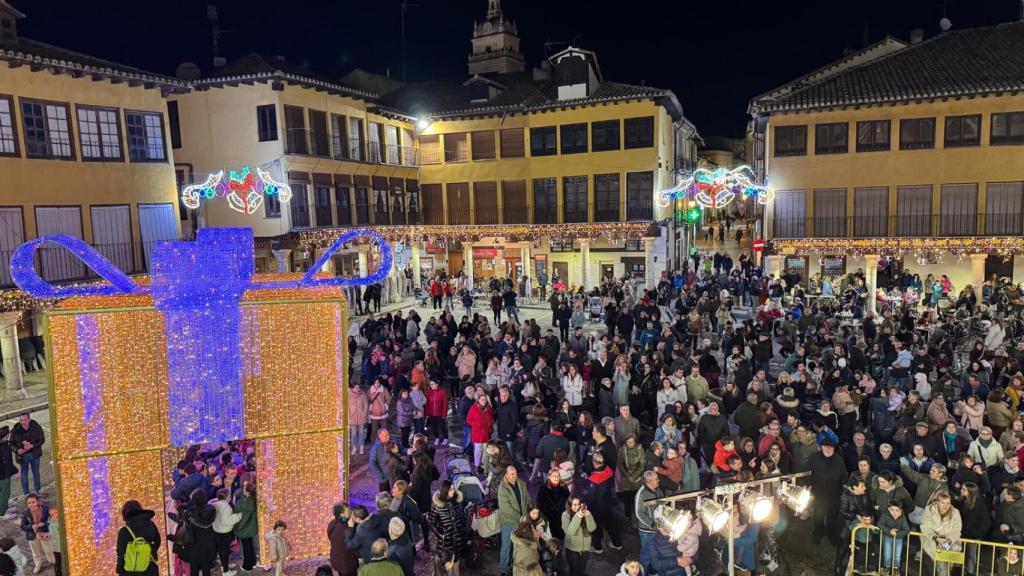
[338, 241, 1024, 576]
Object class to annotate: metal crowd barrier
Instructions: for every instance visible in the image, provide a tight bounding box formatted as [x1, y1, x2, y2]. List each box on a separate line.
[849, 524, 1024, 575]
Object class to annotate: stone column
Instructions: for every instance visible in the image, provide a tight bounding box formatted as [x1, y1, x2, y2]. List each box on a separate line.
[864, 254, 879, 316]
[764, 255, 782, 278]
[970, 253, 987, 303]
[272, 249, 292, 273]
[463, 242, 475, 289]
[578, 239, 591, 289]
[644, 237, 655, 289]
[0, 311, 25, 397]
[411, 241, 422, 291]
[521, 241, 531, 293]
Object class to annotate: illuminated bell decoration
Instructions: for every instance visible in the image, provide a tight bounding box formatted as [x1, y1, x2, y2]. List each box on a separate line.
[181, 167, 293, 215]
[658, 165, 772, 210]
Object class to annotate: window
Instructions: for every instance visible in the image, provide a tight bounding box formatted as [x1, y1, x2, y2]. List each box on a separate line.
[289, 183, 310, 227]
[533, 178, 557, 224]
[125, 110, 166, 161]
[314, 185, 334, 227]
[406, 185, 420, 223]
[626, 171, 653, 220]
[367, 122, 383, 163]
[348, 117, 364, 160]
[373, 180, 390, 222]
[502, 180, 528, 223]
[22, 100, 73, 159]
[330, 114, 347, 159]
[0, 95, 17, 156]
[853, 187, 888, 237]
[560, 123, 588, 154]
[591, 120, 620, 152]
[444, 133, 468, 162]
[856, 120, 890, 152]
[309, 110, 330, 157]
[814, 123, 847, 154]
[257, 104, 278, 142]
[419, 134, 441, 164]
[500, 128, 524, 158]
[385, 126, 400, 164]
[530, 127, 557, 156]
[76, 106, 122, 160]
[991, 112, 1024, 145]
[355, 186, 371, 224]
[335, 186, 352, 225]
[283, 106, 307, 154]
[944, 115, 980, 148]
[940, 183, 978, 236]
[594, 174, 620, 222]
[421, 184, 443, 225]
[896, 185, 932, 237]
[563, 176, 588, 223]
[471, 131, 496, 160]
[773, 125, 806, 156]
[986, 182, 1024, 235]
[474, 181, 498, 224]
[166, 101, 181, 149]
[264, 190, 280, 218]
[812, 188, 847, 237]
[446, 182, 470, 225]
[772, 190, 806, 238]
[549, 239, 575, 253]
[899, 117, 935, 150]
[624, 116, 654, 149]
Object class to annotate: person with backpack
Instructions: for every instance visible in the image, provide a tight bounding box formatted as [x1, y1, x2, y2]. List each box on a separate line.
[116, 500, 161, 576]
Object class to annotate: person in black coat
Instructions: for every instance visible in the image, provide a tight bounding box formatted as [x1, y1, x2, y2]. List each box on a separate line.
[495, 387, 520, 459]
[10, 413, 44, 496]
[0, 427, 18, 517]
[584, 453, 622, 552]
[181, 489, 218, 576]
[117, 500, 161, 576]
[556, 304, 572, 342]
[808, 438, 848, 546]
[347, 493, 402, 561]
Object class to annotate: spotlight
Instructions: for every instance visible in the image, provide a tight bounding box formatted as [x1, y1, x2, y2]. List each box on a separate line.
[653, 505, 692, 541]
[778, 482, 812, 514]
[416, 118, 430, 130]
[739, 490, 774, 523]
[697, 498, 729, 533]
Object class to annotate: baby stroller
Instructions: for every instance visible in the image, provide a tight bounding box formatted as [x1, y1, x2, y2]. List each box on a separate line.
[413, 287, 429, 307]
[464, 500, 500, 570]
[446, 453, 485, 503]
[589, 296, 603, 321]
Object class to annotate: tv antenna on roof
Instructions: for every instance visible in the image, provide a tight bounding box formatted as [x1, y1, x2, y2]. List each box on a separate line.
[543, 39, 570, 57]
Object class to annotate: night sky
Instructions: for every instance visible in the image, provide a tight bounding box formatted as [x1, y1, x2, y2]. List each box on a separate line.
[15, 0, 1021, 137]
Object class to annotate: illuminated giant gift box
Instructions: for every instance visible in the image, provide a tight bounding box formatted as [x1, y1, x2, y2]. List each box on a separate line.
[10, 228, 390, 576]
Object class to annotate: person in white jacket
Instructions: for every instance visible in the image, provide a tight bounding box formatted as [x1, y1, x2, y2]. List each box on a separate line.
[210, 488, 242, 576]
[0, 537, 27, 576]
[967, 426, 1005, 469]
[985, 319, 1006, 352]
[562, 365, 584, 408]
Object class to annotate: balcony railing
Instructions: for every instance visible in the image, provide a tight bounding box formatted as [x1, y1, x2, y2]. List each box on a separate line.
[770, 212, 1023, 239]
[314, 134, 418, 166]
[0, 241, 165, 288]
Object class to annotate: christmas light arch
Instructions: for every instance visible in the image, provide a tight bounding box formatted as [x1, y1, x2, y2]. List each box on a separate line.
[657, 165, 772, 210]
[181, 167, 293, 215]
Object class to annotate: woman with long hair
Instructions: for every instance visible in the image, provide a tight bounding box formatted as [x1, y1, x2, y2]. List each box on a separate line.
[327, 502, 358, 576]
[954, 481, 990, 573]
[537, 470, 570, 540]
[511, 516, 541, 576]
[428, 480, 466, 576]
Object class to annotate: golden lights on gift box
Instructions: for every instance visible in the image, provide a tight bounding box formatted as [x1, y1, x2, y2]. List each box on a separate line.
[47, 285, 350, 576]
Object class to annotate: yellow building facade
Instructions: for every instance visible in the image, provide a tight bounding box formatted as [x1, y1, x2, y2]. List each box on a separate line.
[0, 2, 183, 288]
[750, 22, 1024, 308]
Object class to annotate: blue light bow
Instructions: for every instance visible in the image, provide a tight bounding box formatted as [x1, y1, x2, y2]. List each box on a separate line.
[11, 227, 391, 446]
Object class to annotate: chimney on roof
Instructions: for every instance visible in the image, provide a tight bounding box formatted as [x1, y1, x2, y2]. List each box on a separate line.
[910, 29, 924, 44]
[0, 0, 26, 44]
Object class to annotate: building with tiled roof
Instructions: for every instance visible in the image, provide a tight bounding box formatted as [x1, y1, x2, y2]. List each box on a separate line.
[0, 0, 184, 290]
[170, 0, 699, 290]
[748, 20, 1024, 312]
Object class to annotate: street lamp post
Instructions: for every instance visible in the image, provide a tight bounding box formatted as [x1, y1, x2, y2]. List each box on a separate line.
[645, 471, 813, 576]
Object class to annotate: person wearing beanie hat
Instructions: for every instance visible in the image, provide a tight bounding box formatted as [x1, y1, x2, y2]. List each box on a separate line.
[386, 517, 414, 576]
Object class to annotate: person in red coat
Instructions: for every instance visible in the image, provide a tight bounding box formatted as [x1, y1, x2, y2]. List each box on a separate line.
[713, 437, 738, 472]
[328, 503, 359, 576]
[430, 280, 444, 310]
[425, 380, 450, 446]
[465, 394, 495, 468]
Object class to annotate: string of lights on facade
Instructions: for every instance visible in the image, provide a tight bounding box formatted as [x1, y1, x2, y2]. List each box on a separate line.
[771, 236, 1024, 260]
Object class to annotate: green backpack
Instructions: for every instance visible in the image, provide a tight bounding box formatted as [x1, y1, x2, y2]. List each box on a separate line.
[123, 526, 153, 573]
